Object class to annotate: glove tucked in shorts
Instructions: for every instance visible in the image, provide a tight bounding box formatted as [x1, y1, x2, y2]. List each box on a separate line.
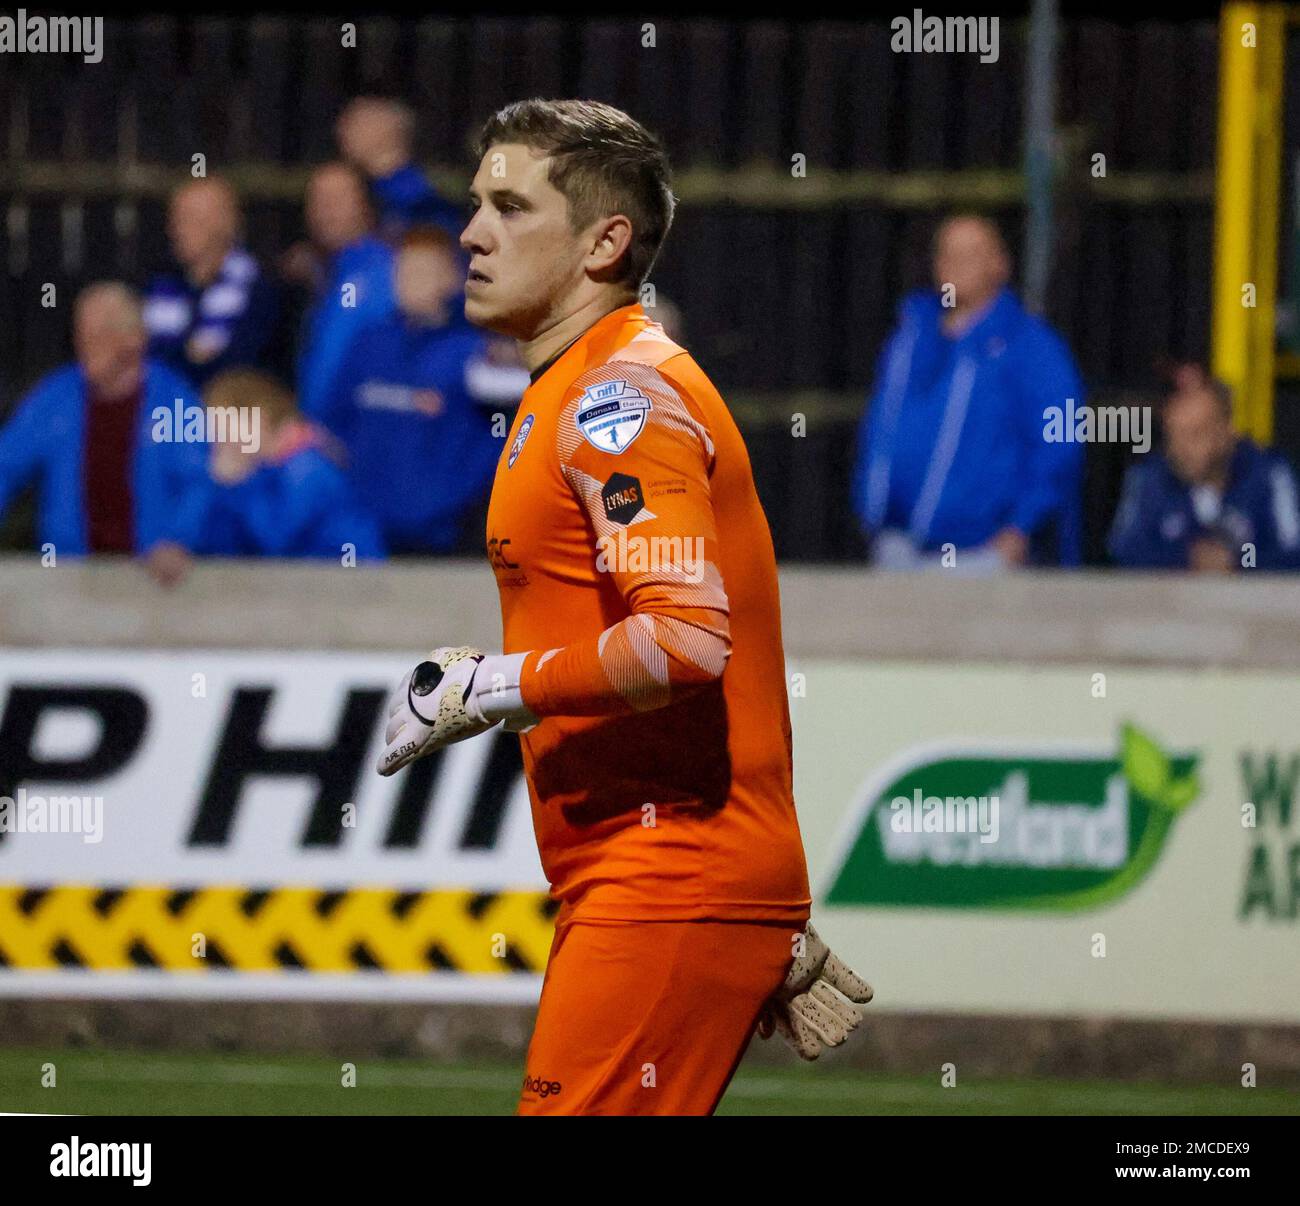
[518, 906, 807, 1116]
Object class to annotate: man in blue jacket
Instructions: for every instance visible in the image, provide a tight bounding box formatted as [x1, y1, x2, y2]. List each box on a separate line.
[305, 225, 528, 553]
[336, 96, 463, 236]
[1108, 372, 1300, 572]
[295, 162, 399, 418]
[853, 215, 1085, 569]
[0, 282, 212, 585]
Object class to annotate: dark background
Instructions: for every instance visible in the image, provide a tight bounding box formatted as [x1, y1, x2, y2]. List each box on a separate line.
[0, 14, 1281, 562]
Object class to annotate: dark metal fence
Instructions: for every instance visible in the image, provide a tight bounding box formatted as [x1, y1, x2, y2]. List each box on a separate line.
[0, 17, 1223, 560]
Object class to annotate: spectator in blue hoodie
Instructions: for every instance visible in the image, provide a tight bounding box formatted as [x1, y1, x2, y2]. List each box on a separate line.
[294, 161, 399, 418]
[306, 224, 529, 553]
[0, 282, 211, 586]
[143, 177, 282, 388]
[336, 96, 463, 236]
[200, 369, 384, 561]
[853, 214, 1085, 570]
[1108, 370, 1300, 572]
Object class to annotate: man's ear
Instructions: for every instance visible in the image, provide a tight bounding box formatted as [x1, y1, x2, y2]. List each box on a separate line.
[587, 214, 634, 279]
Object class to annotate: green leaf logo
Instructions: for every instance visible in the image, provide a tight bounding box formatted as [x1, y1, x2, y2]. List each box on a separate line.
[1122, 723, 1198, 812]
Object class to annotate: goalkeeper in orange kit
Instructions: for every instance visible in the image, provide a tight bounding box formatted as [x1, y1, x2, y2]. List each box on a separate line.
[377, 98, 873, 1115]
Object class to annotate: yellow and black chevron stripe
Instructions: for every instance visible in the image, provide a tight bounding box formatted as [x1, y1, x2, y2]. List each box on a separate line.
[0, 885, 559, 973]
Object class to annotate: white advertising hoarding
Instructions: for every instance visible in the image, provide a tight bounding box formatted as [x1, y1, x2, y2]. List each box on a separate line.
[0, 649, 1295, 1019]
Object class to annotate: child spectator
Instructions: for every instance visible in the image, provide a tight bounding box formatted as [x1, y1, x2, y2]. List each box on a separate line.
[201, 369, 385, 561]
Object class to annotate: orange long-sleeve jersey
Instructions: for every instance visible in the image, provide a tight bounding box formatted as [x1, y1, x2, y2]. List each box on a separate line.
[485, 303, 811, 923]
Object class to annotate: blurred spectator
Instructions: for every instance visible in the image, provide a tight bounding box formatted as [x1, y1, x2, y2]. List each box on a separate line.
[200, 369, 384, 560]
[295, 162, 399, 417]
[645, 292, 685, 343]
[852, 214, 1085, 570]
[1108, 373, 1300, 572]
[0, 283, 210, 586]
[336, 96, 462, 235]
[143, 177, 282, 387]
[306, 225, 528, 553]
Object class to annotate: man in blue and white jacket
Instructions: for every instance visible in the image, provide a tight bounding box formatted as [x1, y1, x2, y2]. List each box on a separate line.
[852, 215, 1085, 570]
[143, 177, 282, 387]
[1108, 373, 1300, 572]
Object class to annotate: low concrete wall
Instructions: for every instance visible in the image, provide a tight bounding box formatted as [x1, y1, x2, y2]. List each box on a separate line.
[3, 556, 1299, 669]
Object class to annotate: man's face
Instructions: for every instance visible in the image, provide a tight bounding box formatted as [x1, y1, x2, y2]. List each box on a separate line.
[932, 218, 1008, 310]
[395, 243, 461, 320]
[1164, 387, 1236, 485]
[307, 167, 370, 253]
[75, 297, 146, 395]
[168, 183, 235, 270]
[460, 143, 589, 337]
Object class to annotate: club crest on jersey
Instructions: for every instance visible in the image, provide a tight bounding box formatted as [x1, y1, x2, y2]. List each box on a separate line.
[575, 380, 652, 454]
[508, 413, 535, 468]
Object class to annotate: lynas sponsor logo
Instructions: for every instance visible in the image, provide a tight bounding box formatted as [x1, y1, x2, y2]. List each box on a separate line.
[823, 724, 1199, 910]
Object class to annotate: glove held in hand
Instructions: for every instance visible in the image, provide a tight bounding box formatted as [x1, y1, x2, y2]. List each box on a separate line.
[757, 922, 873, 1061]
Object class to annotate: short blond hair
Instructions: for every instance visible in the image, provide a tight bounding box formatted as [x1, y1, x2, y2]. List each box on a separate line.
[475, 99, 676, 289]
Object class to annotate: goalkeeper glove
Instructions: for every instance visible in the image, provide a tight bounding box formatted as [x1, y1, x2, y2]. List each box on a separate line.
[376, 646, 537, 777]
[757, 922, 873, 1060]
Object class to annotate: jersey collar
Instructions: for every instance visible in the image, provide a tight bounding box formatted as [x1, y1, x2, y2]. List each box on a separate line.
[526, 302, 644, 387]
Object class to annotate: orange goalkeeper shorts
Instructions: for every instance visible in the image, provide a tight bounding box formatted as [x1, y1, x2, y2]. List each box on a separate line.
[517, 908, 803, 1116]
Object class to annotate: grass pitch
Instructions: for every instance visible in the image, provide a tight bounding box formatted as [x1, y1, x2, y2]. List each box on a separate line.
[1, 1047, 1295, 1115]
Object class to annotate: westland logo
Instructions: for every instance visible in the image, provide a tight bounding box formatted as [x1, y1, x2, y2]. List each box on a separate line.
[823, 724, 1200, 911]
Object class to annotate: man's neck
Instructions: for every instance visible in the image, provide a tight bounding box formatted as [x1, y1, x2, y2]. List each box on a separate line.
[90, 365, 143, 402]
[333, 228, 371, 256]
[1202, 447, 1236, 494]
[366, 149, 407, 179]
[187, 247, 230, 289]
[404, 302, 449, 330]
[942, 290, 999, 336]
[518, 292, 637, 373]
